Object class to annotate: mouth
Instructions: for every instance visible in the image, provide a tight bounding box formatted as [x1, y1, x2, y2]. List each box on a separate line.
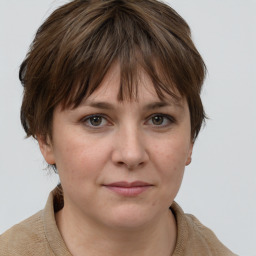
[103, 181, 153, 197]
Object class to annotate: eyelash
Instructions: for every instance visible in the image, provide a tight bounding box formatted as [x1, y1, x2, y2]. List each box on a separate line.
[81, 114, 109, 128]
[146, 114, 176, 127]
[81, 113, 176, 129]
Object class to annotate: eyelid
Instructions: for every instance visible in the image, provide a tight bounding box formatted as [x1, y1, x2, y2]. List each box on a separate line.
[81, 113, 111, 128]
[145, 113, 176, 127]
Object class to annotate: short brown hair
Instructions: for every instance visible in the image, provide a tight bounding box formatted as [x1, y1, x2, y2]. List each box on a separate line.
[20, 0, 206, 142]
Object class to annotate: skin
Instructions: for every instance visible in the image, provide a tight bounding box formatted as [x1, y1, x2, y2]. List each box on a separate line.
[38, 63, 193, 256]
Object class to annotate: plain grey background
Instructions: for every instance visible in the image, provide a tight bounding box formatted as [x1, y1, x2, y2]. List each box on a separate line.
[0, 0, 255, 255]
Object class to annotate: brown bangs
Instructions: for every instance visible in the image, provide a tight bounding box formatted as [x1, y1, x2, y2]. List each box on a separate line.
[47, 1, 188, 108]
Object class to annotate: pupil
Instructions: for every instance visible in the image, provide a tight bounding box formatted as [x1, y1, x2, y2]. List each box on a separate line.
[90, 116, 102, 126]
[153, 116, 163, 125]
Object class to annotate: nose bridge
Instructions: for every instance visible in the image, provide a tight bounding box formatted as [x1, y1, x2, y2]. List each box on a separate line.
[122, 124, 142, 151]
[112, 122, 148, 169]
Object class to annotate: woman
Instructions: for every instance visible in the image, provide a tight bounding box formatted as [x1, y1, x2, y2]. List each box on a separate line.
[0, 0, 237, 255]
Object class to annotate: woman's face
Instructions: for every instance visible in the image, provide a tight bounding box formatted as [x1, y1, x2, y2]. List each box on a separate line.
[39, 63, 193, 229]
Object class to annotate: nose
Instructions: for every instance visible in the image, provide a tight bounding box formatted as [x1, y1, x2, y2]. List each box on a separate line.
[111, 126, 149, 170]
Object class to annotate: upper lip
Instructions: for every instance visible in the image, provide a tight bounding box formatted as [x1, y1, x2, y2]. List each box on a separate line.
[104, 181, 152, 187]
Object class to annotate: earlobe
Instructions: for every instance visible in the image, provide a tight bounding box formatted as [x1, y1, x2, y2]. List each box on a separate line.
[185, 155, 192, 166]
[37, 135, 55, 165]
[185, 142, 194, 166]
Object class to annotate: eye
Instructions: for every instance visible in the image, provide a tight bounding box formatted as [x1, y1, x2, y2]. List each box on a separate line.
[146, 114, 175, 127]
[82, 114, 109, 128]
[151, 115, 164, 125]
[89, 116, 103, 126]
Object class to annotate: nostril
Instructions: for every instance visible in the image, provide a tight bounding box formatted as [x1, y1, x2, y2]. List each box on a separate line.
[117, 161, 144, 170]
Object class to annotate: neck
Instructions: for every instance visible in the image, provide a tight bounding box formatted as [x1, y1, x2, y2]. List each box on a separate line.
[56, 204, 177, 256]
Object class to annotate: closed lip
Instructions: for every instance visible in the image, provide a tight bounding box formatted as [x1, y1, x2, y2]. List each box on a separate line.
[103, 181, 153, 197]
[104, 181, 153, 187]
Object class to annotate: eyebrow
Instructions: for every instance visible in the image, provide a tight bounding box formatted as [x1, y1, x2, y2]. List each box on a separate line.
[83, 100, 183, 110]
[84, 101, 115, 110]
[143, 101, 179, 110]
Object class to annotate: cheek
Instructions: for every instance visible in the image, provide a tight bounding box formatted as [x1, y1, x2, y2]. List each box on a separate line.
[53, 135, 110, 181]
[151, 137, 189, 191]
[152, 137, 190, 170]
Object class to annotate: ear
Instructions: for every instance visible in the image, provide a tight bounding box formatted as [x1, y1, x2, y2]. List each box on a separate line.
[37, 135, 55, 165]
[185, 142, 194, 166]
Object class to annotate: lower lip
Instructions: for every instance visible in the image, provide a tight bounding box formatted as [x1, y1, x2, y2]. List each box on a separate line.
[104, 186, 152, 196]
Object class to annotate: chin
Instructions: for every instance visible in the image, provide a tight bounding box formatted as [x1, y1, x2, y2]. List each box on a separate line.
[103, 204, 157, 230]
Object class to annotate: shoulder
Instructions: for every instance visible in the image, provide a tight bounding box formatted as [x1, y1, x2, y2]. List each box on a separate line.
[0, 211, 51, 256]
[184, 213, 237, 255]
[171, 202, 237, 256]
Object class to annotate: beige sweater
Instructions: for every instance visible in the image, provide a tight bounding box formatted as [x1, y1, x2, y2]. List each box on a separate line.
[0, 187, 237, 256]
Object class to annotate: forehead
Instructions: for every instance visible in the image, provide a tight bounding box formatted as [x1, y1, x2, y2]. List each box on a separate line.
[79, 62, 185, 110]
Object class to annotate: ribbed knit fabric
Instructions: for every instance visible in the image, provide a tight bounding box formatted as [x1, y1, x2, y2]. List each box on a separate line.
[0, 187, 237, 256]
